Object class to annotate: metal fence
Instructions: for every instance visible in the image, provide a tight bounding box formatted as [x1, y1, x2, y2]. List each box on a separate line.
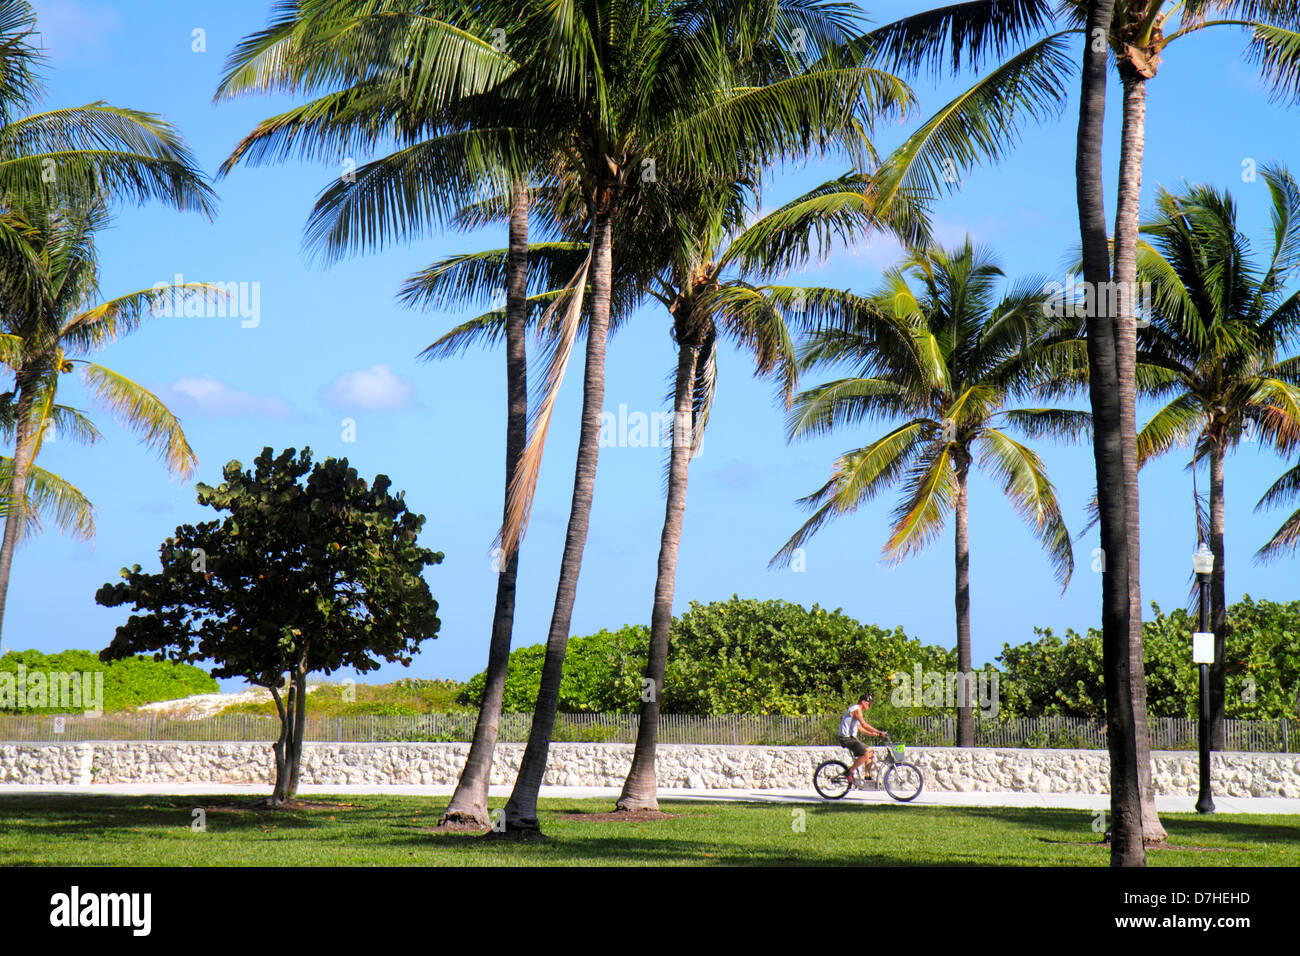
[0, 712, 1295, 751]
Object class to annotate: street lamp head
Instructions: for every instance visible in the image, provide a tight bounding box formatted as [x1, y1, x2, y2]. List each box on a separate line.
[1192, 542, 1215, 575]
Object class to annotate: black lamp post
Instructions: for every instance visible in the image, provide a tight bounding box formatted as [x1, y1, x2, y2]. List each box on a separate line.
[1192, 542, 1216, 814]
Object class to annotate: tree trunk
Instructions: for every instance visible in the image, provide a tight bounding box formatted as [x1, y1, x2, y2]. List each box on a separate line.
[954, 456, 975, 747]
[269, 680, 291, 806]
[616, 334, 699, 810]
[0, 377, 39, 643]
[500, 203, 614, 836]
[286, 660, 308, 797]
[1112, 65, 1165, 843]
[1075, 0, 1145, 866]
[440, 181, 530, 829]
[1208, 441, 1227, 750]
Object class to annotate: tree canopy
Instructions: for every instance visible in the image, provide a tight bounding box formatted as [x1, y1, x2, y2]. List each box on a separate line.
[96, 446, 444, 801]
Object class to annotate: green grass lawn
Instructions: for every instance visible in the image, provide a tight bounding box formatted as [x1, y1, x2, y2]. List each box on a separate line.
[1, 794, 1296, 866]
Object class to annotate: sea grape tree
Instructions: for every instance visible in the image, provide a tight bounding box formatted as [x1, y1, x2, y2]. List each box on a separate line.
[97, 446, 443, 804]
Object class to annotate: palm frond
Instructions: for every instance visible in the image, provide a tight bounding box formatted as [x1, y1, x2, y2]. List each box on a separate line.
[870, 32, 1076, 207]
[883, 444, 956, 561]
[76, 362, 197, 480]
[0, 457, 96, 541]
[975, 426, 1073, 587]
[999, 406, 1092, 441]
[770, 418, 932, 567]
[854, 0, 1057, 78]
[499, 249, 592, 556]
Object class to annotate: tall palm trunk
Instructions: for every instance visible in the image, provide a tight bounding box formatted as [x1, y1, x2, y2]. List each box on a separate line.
[1208, 440, 1227, 749]
[1076, 0, 1145, 866]
[501, 203, 614, 835]
[616, 331, 699, 811]
[1113, 66, 1165, 843]
[0, 376, 38, 642]
[954, 455, 975, 747]
[439, 182, 531, 828]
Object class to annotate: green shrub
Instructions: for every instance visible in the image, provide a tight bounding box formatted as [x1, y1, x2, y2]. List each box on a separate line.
[662, 597, 968, 716]
[459, 626, 650, 714]
[220, 678, 471, 717]
[1002, 596, 1300, 719]
[461, 597, 948, 716]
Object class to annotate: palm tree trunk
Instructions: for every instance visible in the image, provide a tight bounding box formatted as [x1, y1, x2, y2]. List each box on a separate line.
[954, 456, 975, 747]
[616, 334, 699, 810]
[501, 204, 614, 836]
[0, 378, 38, 643]
[1075, 0, 1145, 867]
[1113, 66, 1165, 843]
[1209, 441, 1227, 749]
[439, 181, 531, 829]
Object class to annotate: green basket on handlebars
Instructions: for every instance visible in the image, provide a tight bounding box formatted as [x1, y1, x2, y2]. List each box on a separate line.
[891, 742, 906, 761]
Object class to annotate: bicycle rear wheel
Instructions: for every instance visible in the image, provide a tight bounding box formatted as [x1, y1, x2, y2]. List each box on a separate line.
[884, 761, 924, 802]
[813, 759, 852, 799]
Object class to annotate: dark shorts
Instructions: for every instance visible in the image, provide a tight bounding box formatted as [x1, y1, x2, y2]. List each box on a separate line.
[839, 735, 868, 758]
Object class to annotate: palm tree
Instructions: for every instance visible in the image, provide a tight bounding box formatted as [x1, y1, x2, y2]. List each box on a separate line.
[0, 1, 215, 638]
[438, 182, 529, 828]
[1073, 0, 1145, 865]
[772, 241, 1079, 747]
[0, 0, 215, 275]
[0, 200, 214, 617]
[859, 0, 1300, 851]
[603, 171, 927, 811]
[1080, 0, 1300, 770]
[1134, 170, 1300, 735]
[401, 185, 634, 827]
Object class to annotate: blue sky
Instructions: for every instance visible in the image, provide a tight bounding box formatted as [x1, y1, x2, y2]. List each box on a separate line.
[11, 1, 1299, 690]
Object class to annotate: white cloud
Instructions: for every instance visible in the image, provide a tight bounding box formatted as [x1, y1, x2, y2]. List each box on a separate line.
[162, 376, 295, 420]
[31, 1, 120, 61]
[320, 364, 419, 412]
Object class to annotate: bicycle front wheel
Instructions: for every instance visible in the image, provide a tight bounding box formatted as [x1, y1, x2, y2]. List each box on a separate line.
[813, 759, 852, 799]
[884, 761, 924, 802]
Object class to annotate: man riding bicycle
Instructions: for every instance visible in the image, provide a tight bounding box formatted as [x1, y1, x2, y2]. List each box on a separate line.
[838, 692, 887, 782]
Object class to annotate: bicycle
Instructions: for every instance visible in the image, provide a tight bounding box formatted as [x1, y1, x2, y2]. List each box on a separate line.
[813, 734, 924, 802]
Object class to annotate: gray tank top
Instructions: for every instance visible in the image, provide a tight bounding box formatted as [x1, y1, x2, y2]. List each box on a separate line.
[839, 706, 860, 738]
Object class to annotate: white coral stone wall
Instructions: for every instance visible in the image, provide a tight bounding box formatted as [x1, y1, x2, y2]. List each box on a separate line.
[0, 742, 1296, 797]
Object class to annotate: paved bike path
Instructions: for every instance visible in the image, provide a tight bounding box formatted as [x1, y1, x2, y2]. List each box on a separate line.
[3, 783, 1297, 814]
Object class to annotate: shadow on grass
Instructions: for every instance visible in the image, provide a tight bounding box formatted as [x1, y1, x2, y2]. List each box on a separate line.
[2, 794, 1291, 866]
[395, 828, 960, 867]
[941, 805, 1300, 846]
[0, 794, 335, 837]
